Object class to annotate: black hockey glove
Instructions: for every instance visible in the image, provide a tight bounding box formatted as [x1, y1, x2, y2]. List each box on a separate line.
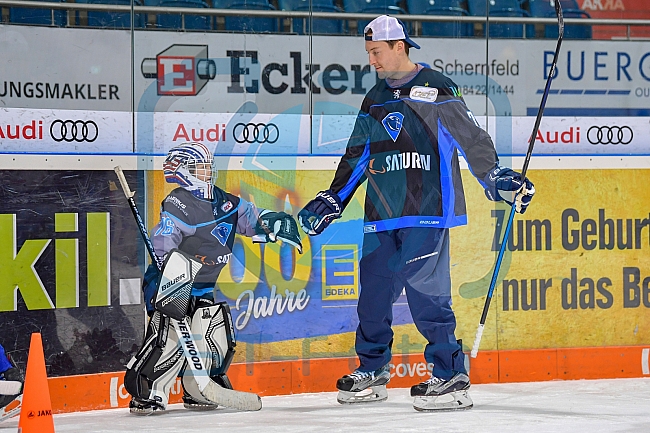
[298, 190, 342, 236]
[483, 166, 535, 214]
[253, 210, 303, 254]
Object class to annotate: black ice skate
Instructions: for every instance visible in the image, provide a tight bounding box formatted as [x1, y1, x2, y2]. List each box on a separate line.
[336, 365, 390, 404]
[129, 397, 164, 416]
[0, 356, 23, 422]
[410, 372, 473, 411]
[182, 374, 232, 411]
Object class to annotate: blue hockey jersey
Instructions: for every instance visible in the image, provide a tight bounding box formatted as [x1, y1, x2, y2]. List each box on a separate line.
[330, 68, 499, 232]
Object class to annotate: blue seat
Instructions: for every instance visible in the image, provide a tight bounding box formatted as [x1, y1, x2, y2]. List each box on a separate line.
[10, 0, 67, 26]
[78, 0, 145, 29]
[157, 0, 211, 30]
[466, 0, 529, 38]
[214, 0, 278, 33]
[342, 0, 409, 35]
[278, 0, 343, 35]
[406, 0, 471, 38]
[527, 0, 591, 39]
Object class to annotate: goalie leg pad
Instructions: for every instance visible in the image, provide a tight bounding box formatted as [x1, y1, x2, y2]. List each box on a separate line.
[182, 302, 236, 403]
[124, 311, 186, 410]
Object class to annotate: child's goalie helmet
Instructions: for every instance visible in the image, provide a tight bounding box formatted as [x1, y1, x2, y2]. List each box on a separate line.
[163, 142, 217, 199]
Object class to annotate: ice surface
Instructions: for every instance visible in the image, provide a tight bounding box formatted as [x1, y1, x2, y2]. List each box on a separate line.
[2, 378, 649, 433]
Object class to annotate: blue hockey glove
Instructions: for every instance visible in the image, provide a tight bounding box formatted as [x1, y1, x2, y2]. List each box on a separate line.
[298, 190, 342, 236]
[483, 166, 535, 214]
[253, 210, 303, 254]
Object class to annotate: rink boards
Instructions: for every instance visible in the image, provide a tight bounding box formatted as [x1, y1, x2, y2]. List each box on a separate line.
[0, 155, 649, 414]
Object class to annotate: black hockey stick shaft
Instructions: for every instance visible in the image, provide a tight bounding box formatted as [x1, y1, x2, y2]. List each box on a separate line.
[471, 1, 564, 358]
[113, 166, 163, 270]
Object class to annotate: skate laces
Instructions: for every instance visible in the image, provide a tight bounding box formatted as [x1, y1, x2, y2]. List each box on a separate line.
[348, 370, 375, 381]
[424, 376, 446, 386]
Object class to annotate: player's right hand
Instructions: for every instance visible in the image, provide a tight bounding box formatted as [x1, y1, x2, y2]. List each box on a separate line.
[298, 190, 342, 236]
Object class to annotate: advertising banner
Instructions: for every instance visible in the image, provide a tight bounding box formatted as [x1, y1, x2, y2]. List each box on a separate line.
[0, 108, 133, 153]
[3, 25, 650, 119]
[144, 165, 650, 366]
[0, 170, 144, 377]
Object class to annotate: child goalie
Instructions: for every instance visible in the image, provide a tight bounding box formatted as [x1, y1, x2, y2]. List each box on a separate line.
[125, 142, 302, 414]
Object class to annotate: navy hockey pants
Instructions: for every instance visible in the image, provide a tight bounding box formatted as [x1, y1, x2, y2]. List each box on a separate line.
[356, 227, 466, 381]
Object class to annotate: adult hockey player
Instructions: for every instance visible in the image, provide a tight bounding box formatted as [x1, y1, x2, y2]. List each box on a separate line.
[127, 142, 302, 414]
[298, 15, 534, 411]
[0, 343, 22, 421]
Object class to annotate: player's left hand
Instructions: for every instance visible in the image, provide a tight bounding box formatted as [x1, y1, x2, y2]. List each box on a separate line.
[483, 166, 535, 214]
[254, 210, 303, 254]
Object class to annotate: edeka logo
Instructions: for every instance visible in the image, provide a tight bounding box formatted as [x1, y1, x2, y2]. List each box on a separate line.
[0, 213, 111, 312]
[321, 245, 359, 301]
[141, 45, 217, 96]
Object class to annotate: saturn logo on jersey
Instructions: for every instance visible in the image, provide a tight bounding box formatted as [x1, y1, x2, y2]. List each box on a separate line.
[382, 112, 404, 142]
[368, 152, 431, 175]
[211, 222, 233, 246]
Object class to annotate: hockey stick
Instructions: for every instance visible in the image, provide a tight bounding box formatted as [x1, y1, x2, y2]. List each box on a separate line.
[470, 1, 564, 359]
[113, 166, 262, 411]
[0, 394, 22, 422]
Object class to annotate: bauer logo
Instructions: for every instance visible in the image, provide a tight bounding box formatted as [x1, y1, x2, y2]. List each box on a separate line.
[141, 45, 217, 96]
[321, 245, 359, 301]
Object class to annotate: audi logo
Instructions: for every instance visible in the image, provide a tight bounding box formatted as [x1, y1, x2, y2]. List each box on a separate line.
[50, 120, 98, 143]
[587, 125, 633, 145]
[233, 123, 279, 144]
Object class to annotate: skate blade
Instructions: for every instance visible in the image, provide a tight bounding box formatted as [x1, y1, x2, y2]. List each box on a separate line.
[337, 386, 388, 404]
[0, 394, 22, 422]
[413, 390, 473, 412]
[183, 402, 219, 411]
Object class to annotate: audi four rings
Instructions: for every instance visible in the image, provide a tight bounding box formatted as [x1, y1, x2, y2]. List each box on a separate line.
[50, 120, 99, 142]
[233, 122, 279, 144]
[587, 125, 633, 145]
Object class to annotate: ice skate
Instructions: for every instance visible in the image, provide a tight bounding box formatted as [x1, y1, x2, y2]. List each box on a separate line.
[182, 393, 218, 411]
[129, 397, 163, 415]
[336, 365, 390, 404]
[0, 356, 23, 422]
[411, 372, 473, 411]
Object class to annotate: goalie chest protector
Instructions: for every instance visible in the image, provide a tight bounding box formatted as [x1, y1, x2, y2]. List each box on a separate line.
[162, 187, 240, 283]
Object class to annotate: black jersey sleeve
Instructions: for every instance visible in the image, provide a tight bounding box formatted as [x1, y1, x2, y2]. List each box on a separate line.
[328, 98, 373, 209]
[438, 80, 499, 182]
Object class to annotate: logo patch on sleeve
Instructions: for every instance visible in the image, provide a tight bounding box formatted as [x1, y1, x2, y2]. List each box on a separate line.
[382, 112, 404, 142]
[211, 222, 233, 246]
[409, 86, 438, 102]
[221, 201, 233, 212]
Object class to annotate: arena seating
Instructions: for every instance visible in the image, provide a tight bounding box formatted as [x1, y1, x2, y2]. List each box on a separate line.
[212, 0, 279, 33]
[9, 0, 67, 26]
[156, 0, 211, 30]
[406, 0, 472, 38]
[342, 0, 408, 35]
[466, 0, 530, 38]
[278, 0, 344, 35]
[526, 0, 591, 39]
[76, 0, 145, 29]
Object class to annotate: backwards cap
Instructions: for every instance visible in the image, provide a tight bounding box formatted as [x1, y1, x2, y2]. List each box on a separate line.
[364, 15, 420, 50]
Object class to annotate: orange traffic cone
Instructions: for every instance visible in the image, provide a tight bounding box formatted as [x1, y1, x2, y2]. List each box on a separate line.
[17, 333, 55, 433]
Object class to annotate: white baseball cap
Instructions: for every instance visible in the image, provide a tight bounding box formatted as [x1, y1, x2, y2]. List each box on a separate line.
[364, 15, 420, 50]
